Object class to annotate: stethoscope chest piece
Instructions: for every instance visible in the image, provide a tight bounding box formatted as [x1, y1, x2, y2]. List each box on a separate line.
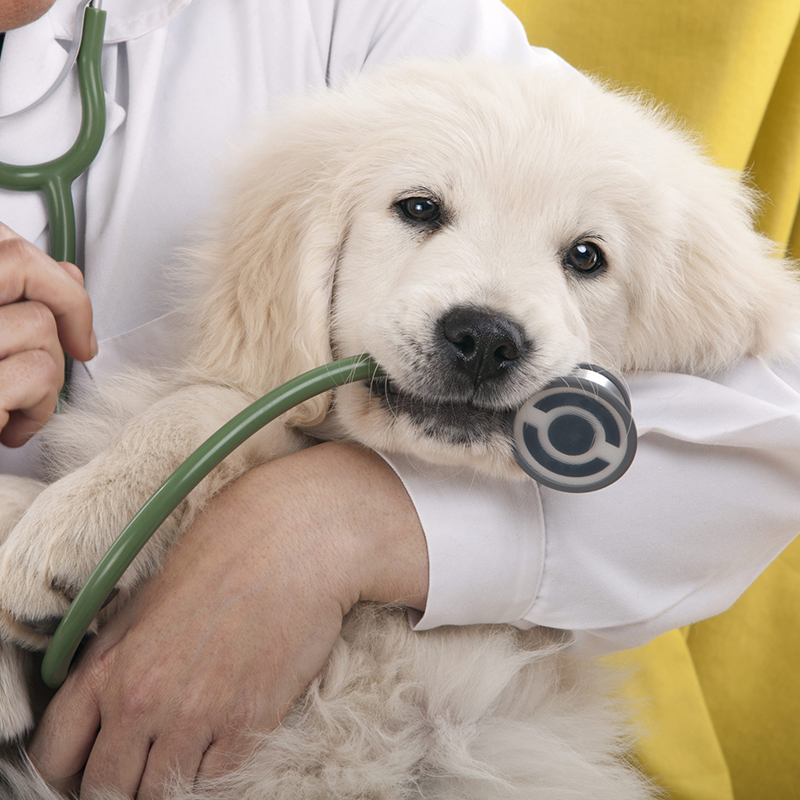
[512, 364, 637, 492]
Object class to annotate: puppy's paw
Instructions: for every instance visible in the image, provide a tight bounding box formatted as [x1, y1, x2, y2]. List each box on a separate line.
[0, 641, 33, 742]
[0, 472, 133, 650]
[0, 475, 45, 546]
[0, 535, 77, 650]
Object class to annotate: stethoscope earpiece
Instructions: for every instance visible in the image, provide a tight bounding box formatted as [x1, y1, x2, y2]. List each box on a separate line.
[511, 364, 637, 493]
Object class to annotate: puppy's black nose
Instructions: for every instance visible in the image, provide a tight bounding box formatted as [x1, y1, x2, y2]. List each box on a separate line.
[441, 307, 526, 386]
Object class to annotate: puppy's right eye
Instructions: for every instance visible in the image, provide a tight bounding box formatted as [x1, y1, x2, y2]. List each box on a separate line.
[398, 197, 441, 223]
[564, 241, 605, 275]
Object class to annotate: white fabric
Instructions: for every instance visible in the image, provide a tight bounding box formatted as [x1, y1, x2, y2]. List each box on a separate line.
[389, 347, 800, 656]
[1, 0, 799, 656]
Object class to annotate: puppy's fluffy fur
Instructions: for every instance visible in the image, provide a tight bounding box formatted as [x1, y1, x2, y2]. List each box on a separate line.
[0, 58, 797, 798]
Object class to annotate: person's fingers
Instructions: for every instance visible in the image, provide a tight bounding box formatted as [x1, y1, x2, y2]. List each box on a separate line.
[56, 260, 85, 287]
[0, 226, 96, 362]
[0, 350, 59, 446]
[196, 737, 255, 786]
[55, 261, 98, 358]
[0, 225, 98, 439]
[28, 670, 103, 789]
[137, 735, 208, 800]
[79, 725, 151, 800]
[0, 300, 66, 372]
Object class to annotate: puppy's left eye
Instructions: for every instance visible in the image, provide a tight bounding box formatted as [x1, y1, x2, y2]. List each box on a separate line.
[565, 241, 605, 275]
[398, 197, 441, 223]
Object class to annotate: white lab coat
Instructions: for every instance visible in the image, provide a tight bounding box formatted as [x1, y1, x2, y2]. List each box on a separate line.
[1, 0, 799, 656]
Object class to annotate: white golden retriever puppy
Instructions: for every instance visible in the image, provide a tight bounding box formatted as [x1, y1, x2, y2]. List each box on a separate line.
[0, 58, 797, 799]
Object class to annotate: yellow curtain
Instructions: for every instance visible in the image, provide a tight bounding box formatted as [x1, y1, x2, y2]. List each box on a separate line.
[502, 2, 800, 797]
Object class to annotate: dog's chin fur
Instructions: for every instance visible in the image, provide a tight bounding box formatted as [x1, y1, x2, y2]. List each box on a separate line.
[318, 381, 523, 479]
[1, 56, 799, 798]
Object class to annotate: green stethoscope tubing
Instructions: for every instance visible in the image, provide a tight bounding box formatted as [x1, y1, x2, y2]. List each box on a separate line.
[41, 354, 384, 689]
[0, 6, 107, 265]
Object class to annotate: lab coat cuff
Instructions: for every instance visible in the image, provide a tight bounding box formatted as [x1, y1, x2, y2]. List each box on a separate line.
[377, 451, 546, 631]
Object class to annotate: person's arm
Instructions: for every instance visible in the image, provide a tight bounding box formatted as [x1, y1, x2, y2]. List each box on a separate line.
[392, 346, 800, 656]
[30, 348, 800, 797]
[29, 442, 428, 800]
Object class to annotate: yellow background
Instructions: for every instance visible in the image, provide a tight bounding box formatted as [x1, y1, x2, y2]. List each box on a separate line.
[502, 2, 800, 797]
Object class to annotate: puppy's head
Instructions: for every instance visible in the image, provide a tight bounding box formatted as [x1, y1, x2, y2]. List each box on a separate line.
[193, 59, 798, 476]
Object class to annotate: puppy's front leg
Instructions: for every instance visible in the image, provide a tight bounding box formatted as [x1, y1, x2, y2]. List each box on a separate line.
[0, 383, 303, 651]
[0, 476, 45, 741]
[0, 642, 33, 742]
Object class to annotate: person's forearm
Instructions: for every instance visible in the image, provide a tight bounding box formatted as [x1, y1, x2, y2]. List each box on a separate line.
[251, 441, 430, 614]
[29, 440, 430, 797]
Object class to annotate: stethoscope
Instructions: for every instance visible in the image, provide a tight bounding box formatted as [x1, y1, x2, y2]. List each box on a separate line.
[0, 3, 638, 688]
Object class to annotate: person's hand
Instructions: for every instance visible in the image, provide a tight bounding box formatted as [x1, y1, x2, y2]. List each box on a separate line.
[28, 442, 428, 799]
[0, 222, 96, 447]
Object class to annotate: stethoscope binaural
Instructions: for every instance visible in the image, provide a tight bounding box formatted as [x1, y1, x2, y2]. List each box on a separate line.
[0, 4, 638, 688]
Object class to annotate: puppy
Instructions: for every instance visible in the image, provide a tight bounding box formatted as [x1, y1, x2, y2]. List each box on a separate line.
[0, 57, 796, 799]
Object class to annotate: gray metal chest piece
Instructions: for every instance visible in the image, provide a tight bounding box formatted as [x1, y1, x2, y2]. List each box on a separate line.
[511, 364, 637, 493]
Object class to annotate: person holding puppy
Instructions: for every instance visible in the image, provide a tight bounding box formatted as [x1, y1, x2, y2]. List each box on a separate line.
[1, 1, 799, 797]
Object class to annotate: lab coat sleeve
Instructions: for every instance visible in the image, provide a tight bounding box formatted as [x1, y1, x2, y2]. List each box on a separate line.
[382, 345, 800, 657]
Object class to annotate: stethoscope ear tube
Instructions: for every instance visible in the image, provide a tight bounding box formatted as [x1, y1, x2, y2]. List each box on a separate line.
[0, 2, 106, 266]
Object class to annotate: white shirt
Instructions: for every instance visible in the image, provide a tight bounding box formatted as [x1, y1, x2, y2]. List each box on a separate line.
[1, 0, 799, 656]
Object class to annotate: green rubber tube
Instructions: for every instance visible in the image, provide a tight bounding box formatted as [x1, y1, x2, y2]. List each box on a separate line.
[0, 6, 107, 265]
[41, 355, 383, 688]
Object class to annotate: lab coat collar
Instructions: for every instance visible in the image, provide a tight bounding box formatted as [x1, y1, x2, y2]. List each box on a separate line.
[0, 0, 184, 119]
[48, 0, 194, 43]
[0, 0, 137, 247]
[0, 11, 65, 120]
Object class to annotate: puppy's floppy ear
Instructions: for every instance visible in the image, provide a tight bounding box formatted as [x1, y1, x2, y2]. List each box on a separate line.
[617, 99, 800, 374]
[190, 102, 358, 428]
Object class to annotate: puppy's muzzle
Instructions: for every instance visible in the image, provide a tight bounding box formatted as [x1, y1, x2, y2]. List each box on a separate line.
[440, 306, 527, 387]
